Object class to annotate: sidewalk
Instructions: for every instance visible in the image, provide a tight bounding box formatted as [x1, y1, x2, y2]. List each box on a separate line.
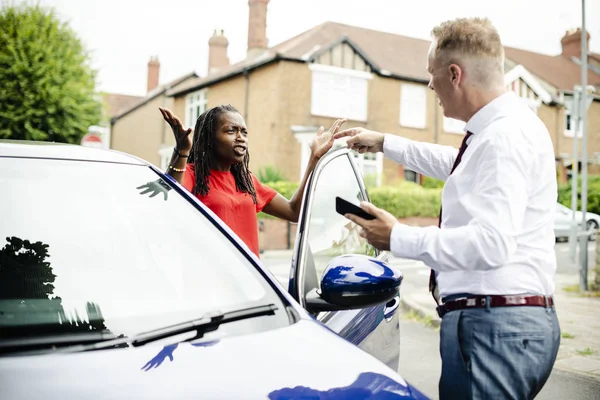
[388, 257, 600, 381]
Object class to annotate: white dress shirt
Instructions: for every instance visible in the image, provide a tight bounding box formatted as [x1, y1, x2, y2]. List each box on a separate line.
[384, 92, 558, 298]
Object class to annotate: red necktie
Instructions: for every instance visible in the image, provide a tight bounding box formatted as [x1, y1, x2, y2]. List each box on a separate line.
[428, 131, 474, 305]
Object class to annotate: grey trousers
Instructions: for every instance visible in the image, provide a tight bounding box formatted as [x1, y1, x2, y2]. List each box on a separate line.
[439, 303, 560, 400]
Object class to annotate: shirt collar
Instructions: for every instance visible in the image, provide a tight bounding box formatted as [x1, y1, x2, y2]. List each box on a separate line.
[464, 91, 517, 135]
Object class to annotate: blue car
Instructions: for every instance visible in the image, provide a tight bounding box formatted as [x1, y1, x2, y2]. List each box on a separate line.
[0, 140, 428, 399]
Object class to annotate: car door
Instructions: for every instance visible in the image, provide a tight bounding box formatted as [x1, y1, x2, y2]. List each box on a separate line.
[288, 146, 401, 371]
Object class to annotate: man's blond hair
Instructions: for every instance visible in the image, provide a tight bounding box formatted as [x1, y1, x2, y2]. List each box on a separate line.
[431, 18, 505, 88]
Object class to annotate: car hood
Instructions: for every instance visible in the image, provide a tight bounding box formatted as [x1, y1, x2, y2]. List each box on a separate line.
[0, 319, 428, 400]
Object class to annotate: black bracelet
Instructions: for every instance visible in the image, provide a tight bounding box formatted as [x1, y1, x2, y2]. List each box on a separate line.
[173, 147, 189, 159]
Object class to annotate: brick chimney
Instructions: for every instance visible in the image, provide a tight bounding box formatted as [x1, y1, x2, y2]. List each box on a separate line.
[147, 56, 160, 93]
[247, 0, 269, 59]
[561, 28, 590, 59]
[208, 29, 230, 74]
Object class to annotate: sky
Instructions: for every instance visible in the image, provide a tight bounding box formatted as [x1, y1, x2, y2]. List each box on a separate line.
[26, 0, 600, 96]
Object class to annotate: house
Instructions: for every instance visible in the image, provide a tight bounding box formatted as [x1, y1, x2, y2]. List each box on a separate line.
[111, 0, 600, 187]
[108, 56, 198, 167]
[102, 92, 143, 122]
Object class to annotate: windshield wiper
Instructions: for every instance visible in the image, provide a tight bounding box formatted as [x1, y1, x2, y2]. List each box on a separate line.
[79, 303, 278, 352]
[0, 330, 126, 355]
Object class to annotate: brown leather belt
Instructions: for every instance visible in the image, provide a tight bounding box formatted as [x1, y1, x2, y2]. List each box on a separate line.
[436, 294, 554, 318]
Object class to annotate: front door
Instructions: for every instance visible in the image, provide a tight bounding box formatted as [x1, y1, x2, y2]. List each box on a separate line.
[289, 146, 401, 371]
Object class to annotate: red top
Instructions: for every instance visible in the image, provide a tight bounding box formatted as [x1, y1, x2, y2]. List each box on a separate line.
[182, 164, 277, 257]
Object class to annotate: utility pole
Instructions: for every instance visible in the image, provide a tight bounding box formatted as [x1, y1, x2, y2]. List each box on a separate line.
[578, 0, 589, 291]
[568, 87, 581, 263]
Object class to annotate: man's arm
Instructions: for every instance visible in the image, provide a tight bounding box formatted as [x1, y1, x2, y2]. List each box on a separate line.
[333, 128, 459, 181]
[383, 134, 459, 181]
[389, 133, 532, 271]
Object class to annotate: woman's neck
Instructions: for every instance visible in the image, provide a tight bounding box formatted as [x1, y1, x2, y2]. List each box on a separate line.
[211, 160, 231, 172]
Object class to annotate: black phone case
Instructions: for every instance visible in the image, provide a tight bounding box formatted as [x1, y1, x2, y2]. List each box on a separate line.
[335, 196, 376, 220]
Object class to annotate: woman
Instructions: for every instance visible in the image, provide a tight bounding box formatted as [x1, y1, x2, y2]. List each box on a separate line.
[159, 104, 345, 257]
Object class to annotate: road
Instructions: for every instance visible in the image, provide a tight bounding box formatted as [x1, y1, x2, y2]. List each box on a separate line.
[261, 242, 600, 399]
[554, 240, 596, 274]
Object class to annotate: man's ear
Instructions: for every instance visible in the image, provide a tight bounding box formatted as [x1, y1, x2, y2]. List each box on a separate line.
[448, 64, 462, 86]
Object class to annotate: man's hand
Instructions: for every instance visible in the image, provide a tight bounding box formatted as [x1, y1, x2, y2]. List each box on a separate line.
[159, 107, 192, 152]
[333, 127, 385, 154]
[309, 118, 346, 160]
[344, 202, 398, 251]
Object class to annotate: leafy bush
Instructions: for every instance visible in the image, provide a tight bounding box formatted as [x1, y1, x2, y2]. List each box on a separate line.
[263, 180, 298, 200]
[369, 183, 441, 218]
[0, 3, 102, 142]
[558, 175, 600, 215]
[257, 180, 299, 219]
[258, 179, 441, 220]
[421, 175, 445, 189]
[257, 165, 286, 183]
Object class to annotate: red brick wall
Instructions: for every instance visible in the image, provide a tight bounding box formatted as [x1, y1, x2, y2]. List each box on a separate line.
[259, 219, 298, 251]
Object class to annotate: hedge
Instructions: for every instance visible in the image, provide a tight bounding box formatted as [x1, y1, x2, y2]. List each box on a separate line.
[421, 175, 445, 189]
[558, 175, 600, 216]
[258, 174, 600, 220]
[369, 182, 441, 218]
[258, 180, 441, 219]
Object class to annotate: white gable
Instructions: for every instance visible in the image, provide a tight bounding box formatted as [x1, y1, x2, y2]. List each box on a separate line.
[504, 65, 552, 104]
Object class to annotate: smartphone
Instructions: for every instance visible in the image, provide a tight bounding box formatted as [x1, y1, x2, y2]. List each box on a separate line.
[335, 196, 376, 220]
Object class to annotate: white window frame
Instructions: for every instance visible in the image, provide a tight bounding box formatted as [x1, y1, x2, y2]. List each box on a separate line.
[399, 83, 427, 129]
[351, 151, 383, 187]
[563, 95, 583, 138]
[443, 117, 466, 134]
[309, 63, 372, 122]
[293, 125, 383, 187]
[158, 146, 173, 170]
[185, 89, 208, 128]
[563, 110, 583, 138]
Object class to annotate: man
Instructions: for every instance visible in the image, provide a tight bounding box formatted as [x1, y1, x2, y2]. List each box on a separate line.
[334, 17, 560, 400]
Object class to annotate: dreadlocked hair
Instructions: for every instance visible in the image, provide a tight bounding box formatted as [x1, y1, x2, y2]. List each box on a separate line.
[188, 104, 257, 204]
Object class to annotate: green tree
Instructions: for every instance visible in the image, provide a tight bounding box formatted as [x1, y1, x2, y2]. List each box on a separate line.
[0, 2, 101, 143]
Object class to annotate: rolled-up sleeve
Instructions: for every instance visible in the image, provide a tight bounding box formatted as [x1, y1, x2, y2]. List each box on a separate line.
[390, 133, 532, 271]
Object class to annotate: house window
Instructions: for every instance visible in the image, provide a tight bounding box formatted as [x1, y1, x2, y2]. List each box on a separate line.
[564, 96, 582, 138]
[310, 64, 371, 122]
[351, 151, 383, 187]
[443, 117, 466, 134]
[564, 111, 582, 138]
[404, 168, 418, 183]
[399, 83, 427, 129]
[185, 89, 207, 128]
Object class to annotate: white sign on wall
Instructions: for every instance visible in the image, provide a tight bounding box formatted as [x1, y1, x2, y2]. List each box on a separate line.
[82, 125, 110, 149]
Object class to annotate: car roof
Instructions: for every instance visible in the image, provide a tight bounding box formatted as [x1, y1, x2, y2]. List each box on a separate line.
[0, 140, 148, 166]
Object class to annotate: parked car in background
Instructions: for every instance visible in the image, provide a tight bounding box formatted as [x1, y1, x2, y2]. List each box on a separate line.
[0, 140, 428, 400]
[554, 202, 600, 241]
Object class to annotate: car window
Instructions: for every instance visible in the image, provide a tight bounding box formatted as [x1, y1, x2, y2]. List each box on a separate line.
[0, 158, 286, 341]
[305, 154, 376, 287]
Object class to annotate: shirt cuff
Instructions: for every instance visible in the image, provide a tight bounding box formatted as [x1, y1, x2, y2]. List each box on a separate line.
[390, 222, 425, 259]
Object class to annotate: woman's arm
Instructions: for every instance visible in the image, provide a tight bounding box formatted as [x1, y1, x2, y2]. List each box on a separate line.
[262, 119, 346, 223]
[159, 107, 192, 184]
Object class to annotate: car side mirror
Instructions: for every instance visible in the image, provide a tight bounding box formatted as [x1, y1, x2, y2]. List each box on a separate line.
[305, 255, 402, 313]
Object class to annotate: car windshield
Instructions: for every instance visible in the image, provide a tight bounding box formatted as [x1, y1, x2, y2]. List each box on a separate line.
[0, 157, 284, 341]
[556, 203, 571, 214]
